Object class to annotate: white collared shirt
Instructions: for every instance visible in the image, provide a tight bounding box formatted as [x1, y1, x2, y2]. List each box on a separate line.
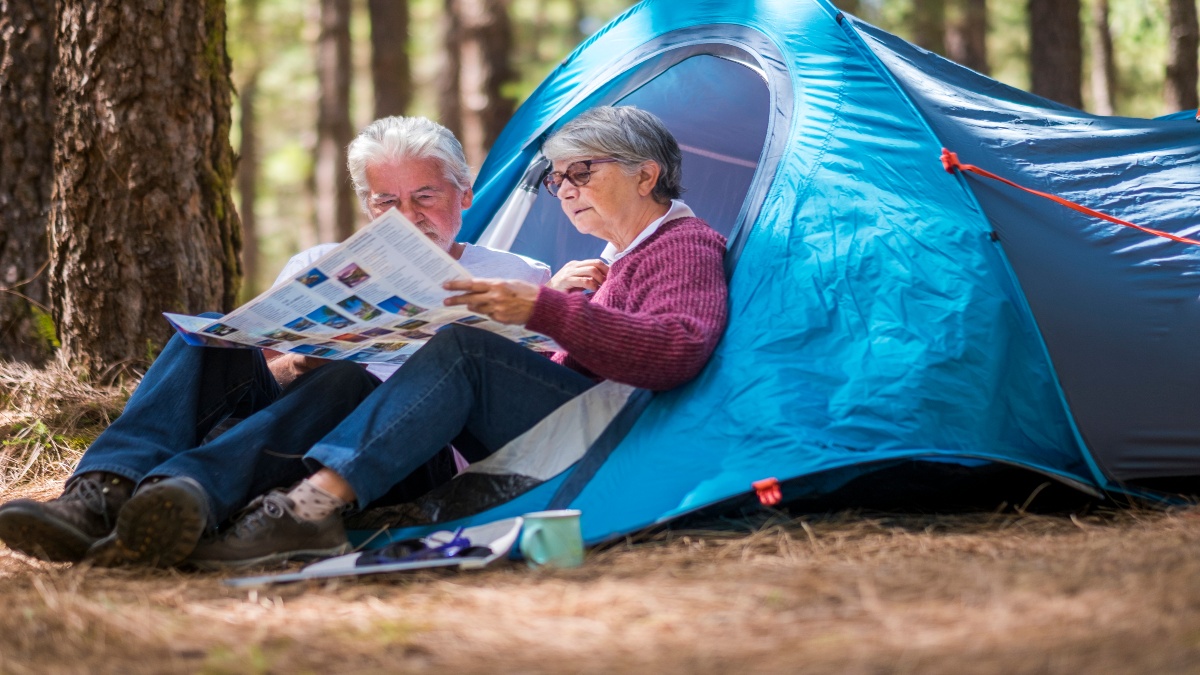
[599, 199, 695, 264]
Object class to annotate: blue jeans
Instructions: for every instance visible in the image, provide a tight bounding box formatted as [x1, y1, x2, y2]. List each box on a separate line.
[76, 328, 380, 524]
[306, 325, 596, 507]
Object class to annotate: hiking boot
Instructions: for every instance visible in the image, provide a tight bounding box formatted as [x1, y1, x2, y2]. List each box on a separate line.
[187, 490, 350, 570]
[0, 472, 134, 563]
[93, 476, 210, 568]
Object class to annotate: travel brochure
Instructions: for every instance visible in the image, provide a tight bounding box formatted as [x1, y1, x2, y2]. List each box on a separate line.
[164, 209, 559, 364]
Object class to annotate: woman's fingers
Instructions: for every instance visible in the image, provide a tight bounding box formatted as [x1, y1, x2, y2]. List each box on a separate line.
[549, 259, 610, 291]
[441, 279, 539, 325]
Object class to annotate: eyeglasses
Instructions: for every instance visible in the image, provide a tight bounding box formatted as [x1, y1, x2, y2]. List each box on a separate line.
[541, 158, 619, 197]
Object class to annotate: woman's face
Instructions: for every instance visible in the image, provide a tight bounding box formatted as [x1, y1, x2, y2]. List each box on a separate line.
[551, 157, 657, 243]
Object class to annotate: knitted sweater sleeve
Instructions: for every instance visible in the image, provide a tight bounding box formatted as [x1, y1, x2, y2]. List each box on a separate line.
[525, 221, 728, 391]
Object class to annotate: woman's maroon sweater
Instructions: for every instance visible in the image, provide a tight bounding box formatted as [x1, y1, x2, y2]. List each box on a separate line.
[525, 217, 728, 391]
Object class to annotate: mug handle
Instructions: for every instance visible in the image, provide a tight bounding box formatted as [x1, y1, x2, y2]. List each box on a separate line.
[527, 525, 551, 565]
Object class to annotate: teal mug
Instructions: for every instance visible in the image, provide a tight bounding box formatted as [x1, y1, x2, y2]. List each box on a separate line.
[519, 509, 584, 569]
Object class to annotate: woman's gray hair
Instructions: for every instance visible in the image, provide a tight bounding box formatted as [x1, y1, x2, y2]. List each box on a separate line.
[541, 106, 683, 203]
[346, 116, 472, 212]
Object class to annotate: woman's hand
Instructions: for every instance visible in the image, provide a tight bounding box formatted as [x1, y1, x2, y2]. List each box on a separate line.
[443, 278, 540, 325]
[548, 259, 609, 292]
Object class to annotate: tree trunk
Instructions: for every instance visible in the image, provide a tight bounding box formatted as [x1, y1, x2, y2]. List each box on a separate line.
[1165, 0, 1199, 111]
[369, 0, 412, 119]
[50, 0, 242, 375]
[457, 0, 517, 169]
[912, 0, 947, 55]
[1029, 0, 1083, 108]
[438, 0, 464, 140]
[315, 0, 355, 242]
[235, 0, 261, 298]
[238, 74, 260, 297]
[0, 0, 56, 364]
[1089, 0, 1117, 116]
[946, 0, 989, 74]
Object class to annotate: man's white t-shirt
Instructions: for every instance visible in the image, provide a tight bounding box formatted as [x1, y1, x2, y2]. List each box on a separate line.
[272, 242, 551, 381]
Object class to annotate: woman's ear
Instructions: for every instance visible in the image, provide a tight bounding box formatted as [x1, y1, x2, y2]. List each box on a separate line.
[636, 161, 662, 198]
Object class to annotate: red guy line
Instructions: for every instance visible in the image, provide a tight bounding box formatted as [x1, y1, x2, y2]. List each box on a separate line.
[940, 148, 1200, 248]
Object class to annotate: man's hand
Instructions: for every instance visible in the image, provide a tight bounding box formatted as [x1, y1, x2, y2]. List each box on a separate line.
[443, 278, 540, 325]
[264, 350, 331, 387]
[548, 259, 609, 292]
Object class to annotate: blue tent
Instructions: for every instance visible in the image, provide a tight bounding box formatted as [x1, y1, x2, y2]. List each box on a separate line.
[351, 0, 1200, 547]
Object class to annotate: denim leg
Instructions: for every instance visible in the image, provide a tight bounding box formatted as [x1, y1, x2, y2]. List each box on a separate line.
[148, 361, 381, 524]
[305, 325, 596, 508]
[75, 327, 280, 485]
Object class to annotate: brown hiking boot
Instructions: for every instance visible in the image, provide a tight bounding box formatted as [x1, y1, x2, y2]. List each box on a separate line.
[0, 472, 134, 563]
[87, 476, 210, 568]
[187, 490, 349, 570]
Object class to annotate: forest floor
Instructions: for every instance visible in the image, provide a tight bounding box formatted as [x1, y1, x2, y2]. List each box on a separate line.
[3, 363, 1200, 674]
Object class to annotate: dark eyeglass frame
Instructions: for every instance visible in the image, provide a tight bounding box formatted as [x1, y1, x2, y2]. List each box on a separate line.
[541, 158, 619, 196]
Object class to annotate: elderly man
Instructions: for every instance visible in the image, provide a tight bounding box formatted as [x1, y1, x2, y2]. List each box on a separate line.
[0, 116, 549, 567]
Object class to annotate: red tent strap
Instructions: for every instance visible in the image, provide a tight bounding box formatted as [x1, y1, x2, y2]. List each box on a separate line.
[940, 148, 1200, 247]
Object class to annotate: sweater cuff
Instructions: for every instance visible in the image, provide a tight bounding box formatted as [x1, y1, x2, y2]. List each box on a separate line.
[526, 286, 576, 337]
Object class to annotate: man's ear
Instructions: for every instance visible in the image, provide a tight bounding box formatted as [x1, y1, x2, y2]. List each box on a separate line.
[636, 161, 661, 198]
[460, 187, 474, 210]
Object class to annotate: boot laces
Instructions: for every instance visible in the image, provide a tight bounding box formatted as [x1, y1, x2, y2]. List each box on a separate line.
[229, 491, 290, 537]
[69, 476, 111, 516]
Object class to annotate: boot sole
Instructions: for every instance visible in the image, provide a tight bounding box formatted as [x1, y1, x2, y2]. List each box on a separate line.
[115, 481, 208, 568]
[0, 502, 97, 563]
[188, 543, 352, 571]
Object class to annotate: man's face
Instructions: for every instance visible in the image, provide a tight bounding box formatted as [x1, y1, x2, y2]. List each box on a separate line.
[364, 157, 473, 252]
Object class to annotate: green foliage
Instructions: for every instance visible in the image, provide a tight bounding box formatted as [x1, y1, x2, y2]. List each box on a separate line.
[144, 338, 162, 365]
[2, 420, 89, 454]
[30, 306, 59, 349]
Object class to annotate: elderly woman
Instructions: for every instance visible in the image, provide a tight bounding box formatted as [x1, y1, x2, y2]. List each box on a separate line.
[187, 106, 729, 567]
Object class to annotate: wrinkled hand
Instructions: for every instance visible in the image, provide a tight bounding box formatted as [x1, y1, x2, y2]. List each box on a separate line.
[443, 278, 540, 325]
[548, 259, 609, 292]
[264, 350, 331, 387]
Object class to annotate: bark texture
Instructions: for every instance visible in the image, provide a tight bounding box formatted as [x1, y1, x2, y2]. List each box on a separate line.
[369, 0, 412, 119]
[0, 0, 56, 364]
[947, 0, 989, 74]
[912, 0, 947, 55]
[1029, 0, 1083, 108]
[1089, 0, 1117, 116]
[315, 0, 355, 243]
[50, 0, 242, 374]
[1165, 0, 1199, 111]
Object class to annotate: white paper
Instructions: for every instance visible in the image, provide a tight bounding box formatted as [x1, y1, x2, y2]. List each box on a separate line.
[164, 209, 559, 362]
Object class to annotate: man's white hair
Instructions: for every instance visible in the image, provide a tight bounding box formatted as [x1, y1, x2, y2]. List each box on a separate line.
[346, 116, 472, 213]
